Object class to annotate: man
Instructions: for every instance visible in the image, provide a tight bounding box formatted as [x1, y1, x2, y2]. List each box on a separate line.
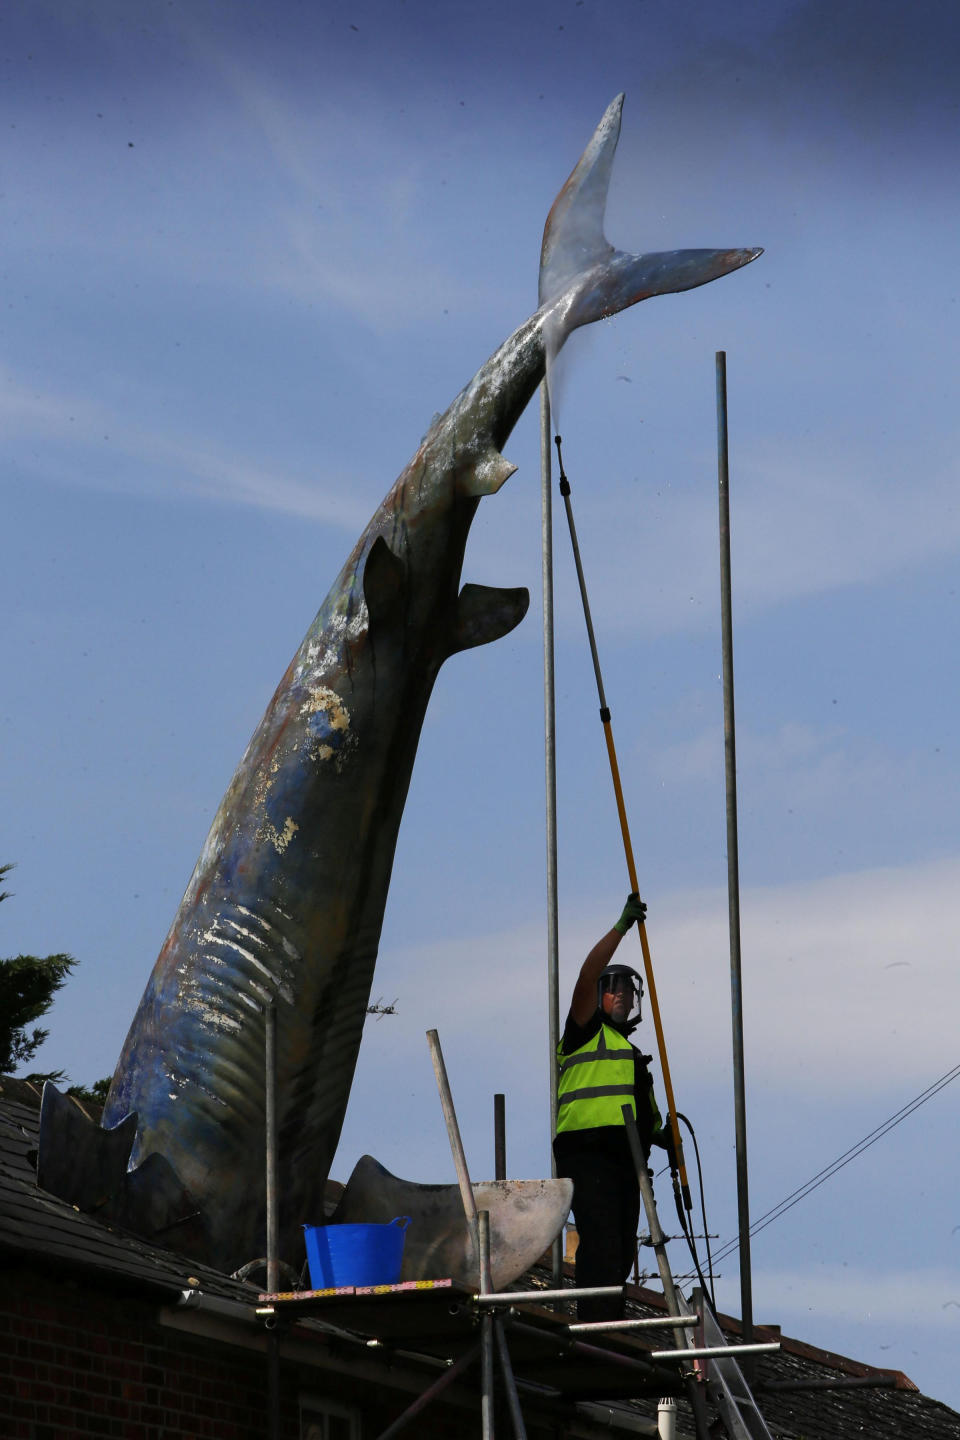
[553, 893, 672, 1322]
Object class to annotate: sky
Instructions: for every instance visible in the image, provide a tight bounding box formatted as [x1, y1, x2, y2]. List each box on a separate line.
[3, 0, 960, 1411]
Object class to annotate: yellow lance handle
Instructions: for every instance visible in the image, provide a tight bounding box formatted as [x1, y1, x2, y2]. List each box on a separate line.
[601, 712, 691, 1212]
[556, 436, 692, 1212]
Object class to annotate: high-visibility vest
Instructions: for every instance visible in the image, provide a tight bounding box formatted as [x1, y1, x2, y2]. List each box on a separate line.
[556, 1022, 638, 1134]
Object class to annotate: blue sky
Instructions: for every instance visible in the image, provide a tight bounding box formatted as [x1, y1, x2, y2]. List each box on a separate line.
[3, 0, 960, 1409]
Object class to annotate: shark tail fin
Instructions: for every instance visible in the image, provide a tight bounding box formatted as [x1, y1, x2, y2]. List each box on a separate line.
[539, 94, 762, 339]
[539, 93, 622, 307]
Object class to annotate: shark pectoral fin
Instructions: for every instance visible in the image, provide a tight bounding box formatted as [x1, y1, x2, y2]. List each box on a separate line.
[334, 1154, 573, 1290]
[36, 1081, 138, 1211]
[363, 535, 407, 629]
[117, 1152, 207, 1254]
[451, 583, 529, 653]
[460, 451, 518, 498]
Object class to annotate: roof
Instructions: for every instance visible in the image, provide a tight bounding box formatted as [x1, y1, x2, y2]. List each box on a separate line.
[3, 1075, 960, 1439]
[605, 1280, 960, 1440]
[0, 1075, 256, 1305]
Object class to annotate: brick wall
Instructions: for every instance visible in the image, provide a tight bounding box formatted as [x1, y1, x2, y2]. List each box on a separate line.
[0, 1271, 291, 1440]
[0, 1264, 555, 1439]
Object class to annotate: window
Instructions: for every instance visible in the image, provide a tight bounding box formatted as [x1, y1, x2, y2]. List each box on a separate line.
[300, 1395, 361, 1440]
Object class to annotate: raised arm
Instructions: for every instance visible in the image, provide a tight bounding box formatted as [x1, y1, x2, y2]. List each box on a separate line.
[568, 894, 647, 1025]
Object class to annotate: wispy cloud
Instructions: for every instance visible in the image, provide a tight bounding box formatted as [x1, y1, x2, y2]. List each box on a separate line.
[651, 857, 960, 1099]
[363, 854, 960, 1110]
[1, 372, 371, 527]
[530, 439, 960, 640]
[176, 48, 509, 332]
[731, 444, 960, 611]
[657, 719, 873, 792]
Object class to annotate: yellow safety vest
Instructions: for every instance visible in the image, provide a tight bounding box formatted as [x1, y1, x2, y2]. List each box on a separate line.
[556, 1022, 638, 1134]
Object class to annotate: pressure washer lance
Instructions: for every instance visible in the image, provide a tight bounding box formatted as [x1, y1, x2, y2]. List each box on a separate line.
[555, 433, 692, 1214]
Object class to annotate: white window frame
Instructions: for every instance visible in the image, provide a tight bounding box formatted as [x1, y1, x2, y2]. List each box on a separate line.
[300, 1391, 362, 1440]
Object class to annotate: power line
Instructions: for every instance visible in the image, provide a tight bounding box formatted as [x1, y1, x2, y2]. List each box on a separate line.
[712, 1058, 960, 1265]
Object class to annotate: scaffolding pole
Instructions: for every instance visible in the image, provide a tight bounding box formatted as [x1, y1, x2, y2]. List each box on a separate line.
[540, 381, 562, 1291]
[716, 351, 753, 1350]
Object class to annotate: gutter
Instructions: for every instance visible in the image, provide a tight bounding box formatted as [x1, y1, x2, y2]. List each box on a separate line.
[163, 1289, 480, 1413]
[169, 1291, 694, 1438]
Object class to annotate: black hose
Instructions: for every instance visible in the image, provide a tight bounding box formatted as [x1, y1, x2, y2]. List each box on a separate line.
[676, 1112, 716, 1311]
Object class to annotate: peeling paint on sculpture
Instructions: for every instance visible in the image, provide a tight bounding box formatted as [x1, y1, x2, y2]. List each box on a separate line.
[39, 95, 760, 1273]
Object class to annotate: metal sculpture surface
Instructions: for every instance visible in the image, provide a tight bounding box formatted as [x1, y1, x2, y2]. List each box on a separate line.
[333, 1156, 574, 1291]
[37, 96, 760, 1273]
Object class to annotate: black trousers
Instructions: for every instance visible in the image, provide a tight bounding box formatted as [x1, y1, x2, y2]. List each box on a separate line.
[557, 1146, 641, 1322]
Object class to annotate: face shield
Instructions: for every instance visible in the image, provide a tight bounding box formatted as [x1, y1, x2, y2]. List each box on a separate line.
[597, 964, 644, 1031]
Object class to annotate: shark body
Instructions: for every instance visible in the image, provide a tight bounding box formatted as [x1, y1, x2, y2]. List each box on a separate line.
[69, 96, 760, 1273]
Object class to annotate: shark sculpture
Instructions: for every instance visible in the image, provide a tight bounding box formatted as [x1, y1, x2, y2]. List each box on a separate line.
[37, 95, 760, 1273]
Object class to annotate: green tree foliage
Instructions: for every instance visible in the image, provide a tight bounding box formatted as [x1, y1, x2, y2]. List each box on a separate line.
[66, 1076, 112, 1105]
[0, 862, 75, 1084]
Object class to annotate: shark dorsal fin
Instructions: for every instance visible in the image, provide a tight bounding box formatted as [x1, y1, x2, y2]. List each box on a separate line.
[363, 536, 406, 629]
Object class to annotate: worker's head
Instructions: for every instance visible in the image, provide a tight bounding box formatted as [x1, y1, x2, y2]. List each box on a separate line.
[598, 964, 643, 1033]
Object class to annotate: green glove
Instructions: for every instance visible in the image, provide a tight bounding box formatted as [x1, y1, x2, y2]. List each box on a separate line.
[653, 1120, 678, 1168]
[613, 892, 647, 935]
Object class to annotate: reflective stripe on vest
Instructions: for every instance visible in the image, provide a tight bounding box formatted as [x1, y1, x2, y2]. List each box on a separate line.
[555, 1022, 637, 1133]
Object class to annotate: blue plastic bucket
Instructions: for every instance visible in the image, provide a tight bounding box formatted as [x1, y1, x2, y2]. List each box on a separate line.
[303, 1216, 411, 1289]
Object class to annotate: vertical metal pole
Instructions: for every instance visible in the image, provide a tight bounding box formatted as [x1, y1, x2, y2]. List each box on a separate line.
[265, 1000, 279, 1297]
[267, 1331, 281, 1440]
[494, 1318, 528, 1440]
[540, 381, 562, 1290]
[716, 351, 753, 1350]
[479, 1210, 496, 1440]
[265, 1002, 281, 1440]
[494, 1093, 506, 1181]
